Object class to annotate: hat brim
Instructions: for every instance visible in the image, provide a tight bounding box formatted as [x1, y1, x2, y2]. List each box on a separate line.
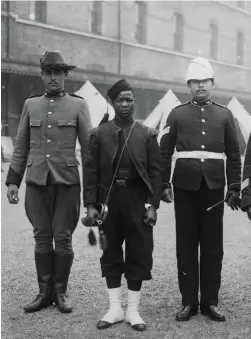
[41, 63, 76, 71]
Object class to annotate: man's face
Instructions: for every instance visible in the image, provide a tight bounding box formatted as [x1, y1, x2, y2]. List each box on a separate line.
[113, 90, 135, 119]
[188, 79, 214, 101]
[41, 69, 66, 93]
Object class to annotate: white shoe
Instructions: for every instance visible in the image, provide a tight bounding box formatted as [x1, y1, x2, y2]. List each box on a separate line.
[125, 290, 146, 331]
[97, 287, 124, 329]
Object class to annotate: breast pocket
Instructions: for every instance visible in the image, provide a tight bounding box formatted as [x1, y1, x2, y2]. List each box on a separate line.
[29, 119, 41, 149]
[58, 120, 77, 148]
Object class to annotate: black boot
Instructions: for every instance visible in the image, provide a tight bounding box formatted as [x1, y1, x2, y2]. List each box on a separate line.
[54, 252, 74, 313]
[24, 252, 54, 313]
[201, 306, 226, 322]
[175, 306, 198, 321]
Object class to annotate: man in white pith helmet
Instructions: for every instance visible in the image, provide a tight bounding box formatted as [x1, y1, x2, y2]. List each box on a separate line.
[160, 57, 241, 322]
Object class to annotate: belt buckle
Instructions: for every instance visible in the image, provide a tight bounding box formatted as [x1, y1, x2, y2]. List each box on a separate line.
[196, 151, 208, 159]
[115, 177, 127, 187]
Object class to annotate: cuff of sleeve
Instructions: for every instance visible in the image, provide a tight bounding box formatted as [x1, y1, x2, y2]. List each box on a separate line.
[83, 190, 97, 207]
[241, 194, 251, 212]
[228, 183, 241, 191]
[146, 196, 160, 209]
[5, 166, 22, 188]
[162, 182, 171, 189]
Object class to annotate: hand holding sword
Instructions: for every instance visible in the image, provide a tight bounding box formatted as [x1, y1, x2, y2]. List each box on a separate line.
[207, 183, 242, 212]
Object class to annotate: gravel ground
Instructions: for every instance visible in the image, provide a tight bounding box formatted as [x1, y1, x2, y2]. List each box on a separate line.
[1, 162, 251, 339]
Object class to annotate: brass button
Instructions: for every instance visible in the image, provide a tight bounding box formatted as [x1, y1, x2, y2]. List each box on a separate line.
[201, 108, 205, 112]
[47, 139, 51, 143]
[50, 99, 54, 103]
[202, 119, 205, 123]
[201, 145, 205, 149]
[48, 125, 52, 129]
[202, 131, 206, 135]
[201, 159, 205, 162]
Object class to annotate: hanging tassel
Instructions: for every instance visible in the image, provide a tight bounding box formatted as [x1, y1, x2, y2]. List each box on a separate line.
[88, 228, 97, 246]
[99, 228, 108, 250]
[98, 95, 110, 126]
[98, 113, 109, 126]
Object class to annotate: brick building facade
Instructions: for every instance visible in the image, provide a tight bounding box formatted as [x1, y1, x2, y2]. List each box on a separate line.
[2, 1, 251, 141]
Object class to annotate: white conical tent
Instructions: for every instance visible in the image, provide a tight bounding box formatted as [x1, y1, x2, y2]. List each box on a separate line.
[74, 80, 115, 160]
[75, 80, 115, 128]
[227, 97, 251, 144]
[144, 89, 181, 142]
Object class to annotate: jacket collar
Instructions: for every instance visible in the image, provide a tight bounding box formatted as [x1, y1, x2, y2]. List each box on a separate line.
[191, 98, 212, 107]
[44, 90, 65, 98]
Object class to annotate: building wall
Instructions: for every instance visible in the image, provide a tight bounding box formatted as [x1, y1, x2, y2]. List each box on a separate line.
[2, 1, 251, 91]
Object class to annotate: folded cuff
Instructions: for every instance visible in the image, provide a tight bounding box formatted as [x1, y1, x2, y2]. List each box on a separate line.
[5, 166, 22, 188]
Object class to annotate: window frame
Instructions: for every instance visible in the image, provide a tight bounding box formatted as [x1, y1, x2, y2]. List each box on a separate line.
[90, 0, 102, 35]
[135, 1, 147, 45]
[173, 12, 184, 52]
[237, 30, 244, 65]
[209, 22, 218, 60]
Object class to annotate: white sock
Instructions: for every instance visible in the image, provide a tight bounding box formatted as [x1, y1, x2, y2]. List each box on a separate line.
[125, 290, 145, 326]
[101, 287, 124, 323]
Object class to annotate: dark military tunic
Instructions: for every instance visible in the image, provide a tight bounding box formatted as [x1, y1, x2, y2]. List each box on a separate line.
[241, 133, 251, 213]
[6, 92, 91, 253]
[160, 99, 241, 308]
[83, 120, 162, 280]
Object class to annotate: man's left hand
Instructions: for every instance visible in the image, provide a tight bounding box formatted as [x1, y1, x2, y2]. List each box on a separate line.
[225, 190, 241, 211]
[144, 205, 157, 227]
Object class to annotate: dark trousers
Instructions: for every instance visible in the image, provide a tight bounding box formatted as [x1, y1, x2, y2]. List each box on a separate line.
[174, 185, 224, 308]
[25, 183, 80, 254]
[100, 184, 153, 280]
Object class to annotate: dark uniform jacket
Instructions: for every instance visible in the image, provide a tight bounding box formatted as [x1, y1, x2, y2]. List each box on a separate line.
[160, 100, 241, 191]
[241, 133, 251, 211]
[6, 93, 91, 187]
[83, 120, 162, 208]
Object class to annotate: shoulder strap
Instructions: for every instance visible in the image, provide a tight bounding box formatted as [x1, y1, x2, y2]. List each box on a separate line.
[69, 93, 84, 99]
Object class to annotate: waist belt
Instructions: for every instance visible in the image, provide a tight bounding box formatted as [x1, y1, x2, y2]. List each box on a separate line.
[115, 176, 141, 187]
[176, 151, 225, 160]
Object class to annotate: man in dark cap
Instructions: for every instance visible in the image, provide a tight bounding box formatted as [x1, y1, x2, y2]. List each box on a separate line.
[6, 50, 91, 313]
[160, 57, 241, 322]
[83, 79, 162, 331]
[241, 133, 251, 221]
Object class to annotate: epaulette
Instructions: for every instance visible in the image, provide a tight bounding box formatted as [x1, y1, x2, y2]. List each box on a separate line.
[28, 94, 44, 99]
[69, 93, 84, 99]
[175, 101, 190, 108]
[212, 101, 228, 109]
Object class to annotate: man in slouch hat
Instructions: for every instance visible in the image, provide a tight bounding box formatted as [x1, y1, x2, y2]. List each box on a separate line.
[241, 133, 251, 221]
[6, 50, 91, 313]
[160, 57, 241, 322]
[83, 79, 162, 331]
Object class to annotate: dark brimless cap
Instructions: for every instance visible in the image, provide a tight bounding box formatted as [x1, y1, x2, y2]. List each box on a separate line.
[107, 79, 133, 101]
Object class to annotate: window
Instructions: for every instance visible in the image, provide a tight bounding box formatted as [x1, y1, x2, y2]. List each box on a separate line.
[209, 23, 218, 59]
[91, 1, 102, 34]
[29, 1, 35, 20]
[173, 13, 183, 52]
[29, 1, 47, 23]
[135, 1, 146, 44]
[237, 31, 244, 65]
[237, 1, 245, 9]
